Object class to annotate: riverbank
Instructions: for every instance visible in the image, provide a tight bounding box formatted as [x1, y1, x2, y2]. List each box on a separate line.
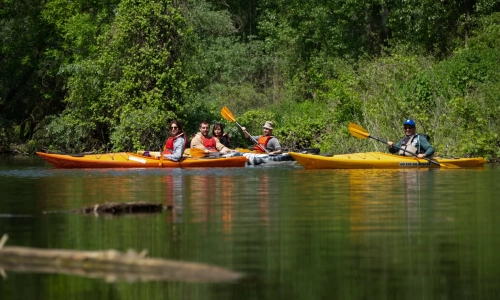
[0, 144, 33, 156]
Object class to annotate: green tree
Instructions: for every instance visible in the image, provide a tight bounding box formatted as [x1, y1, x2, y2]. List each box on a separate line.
[0, 0, 64, 149]
[45, 0, 193, 152]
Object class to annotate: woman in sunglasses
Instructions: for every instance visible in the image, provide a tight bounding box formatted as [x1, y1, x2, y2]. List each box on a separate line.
[387, 119, 434, 158]
[157, 120, 187, 161]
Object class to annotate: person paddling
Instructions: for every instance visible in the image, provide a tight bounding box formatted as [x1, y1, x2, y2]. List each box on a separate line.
[241, 121, 282, 155]
[387, 119, 434, 159]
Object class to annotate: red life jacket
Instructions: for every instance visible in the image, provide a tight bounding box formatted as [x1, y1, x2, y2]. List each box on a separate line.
[162, 133, 187, 155]
[254, 135, 273, 152]
[201, 135, 218, 152]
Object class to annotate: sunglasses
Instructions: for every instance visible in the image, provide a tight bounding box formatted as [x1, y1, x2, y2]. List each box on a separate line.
[170, 126, 178, 129]
[404, 127, 414, 130]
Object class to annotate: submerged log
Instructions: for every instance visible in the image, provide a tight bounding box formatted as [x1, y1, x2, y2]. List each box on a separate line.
[72, 202, 168, 215]
[0, 235, 243, 283]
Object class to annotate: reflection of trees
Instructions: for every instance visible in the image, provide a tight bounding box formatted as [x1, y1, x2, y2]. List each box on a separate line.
[9, 166, 495, 299]
[258, 175, 270, 226]
[165, 175, 184, 224]
[345, 168, 496, 298]
[36, 171, 167, 212]
[164, 175, 239, 235]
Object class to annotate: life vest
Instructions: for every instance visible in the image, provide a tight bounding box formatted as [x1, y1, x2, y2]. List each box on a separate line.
[162, 133, 187, 155]
[398, 134, 426, 156]
[201, 135, 218, 152]
[254, 135, 274, 152]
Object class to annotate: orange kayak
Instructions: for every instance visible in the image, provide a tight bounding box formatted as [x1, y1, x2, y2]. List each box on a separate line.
[37, 152, 247, 169]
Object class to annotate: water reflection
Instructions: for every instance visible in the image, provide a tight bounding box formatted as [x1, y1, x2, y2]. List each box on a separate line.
[221, 176, 236, 235]
[165, 175, 184, 224]
[164, 174, 243, 234]
[349, 169, 434, 241]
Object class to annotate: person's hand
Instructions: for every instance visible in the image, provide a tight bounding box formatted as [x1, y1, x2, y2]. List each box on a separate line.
[241, 127, 246, 132]
[387, 141, 393, 147]
[417, 154, 426, 159]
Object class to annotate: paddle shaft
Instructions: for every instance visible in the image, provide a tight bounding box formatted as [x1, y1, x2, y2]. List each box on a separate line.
[369, 136, 440, 166]
[159, 139, 166, 166]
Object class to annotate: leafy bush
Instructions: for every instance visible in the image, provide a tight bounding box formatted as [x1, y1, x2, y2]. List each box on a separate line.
[44, 113, 98, 153]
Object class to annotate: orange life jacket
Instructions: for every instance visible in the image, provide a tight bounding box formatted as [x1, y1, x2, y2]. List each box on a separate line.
[201, 135, 218, 152]
[162, 133, 187, 155]
[254, 135, 273, 152]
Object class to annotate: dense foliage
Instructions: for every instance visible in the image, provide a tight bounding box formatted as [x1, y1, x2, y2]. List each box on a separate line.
[1, 0, 500, 159]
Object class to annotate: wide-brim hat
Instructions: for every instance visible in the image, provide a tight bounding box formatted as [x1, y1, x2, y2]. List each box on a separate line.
[262, 121, 274, 130]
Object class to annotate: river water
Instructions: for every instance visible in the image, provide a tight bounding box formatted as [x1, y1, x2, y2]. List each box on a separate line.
[0, 156, 499, 299]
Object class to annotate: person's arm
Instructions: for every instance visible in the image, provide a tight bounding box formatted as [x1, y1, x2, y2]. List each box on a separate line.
[215, 138, 231, 153]
[190, 134, 206, 151]
[418, 136, 435, 158]
[241, 127, 250, 139]
[388, 138, 402, 154]
[164, 137, 185, 161]
[267, 138, 282, 154]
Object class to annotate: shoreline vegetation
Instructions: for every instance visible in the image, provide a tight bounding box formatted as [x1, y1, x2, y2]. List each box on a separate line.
[2, 1, 500, 161]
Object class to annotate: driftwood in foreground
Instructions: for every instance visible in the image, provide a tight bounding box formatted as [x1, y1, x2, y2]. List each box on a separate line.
[0, 235, 243, 283]
[72, 202, 169, 215]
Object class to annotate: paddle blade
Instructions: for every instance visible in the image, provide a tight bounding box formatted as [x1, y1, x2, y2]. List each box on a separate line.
[436, 162, 459, 169]
[348, 123, 370, 139]
[189, 148, 208, 158]
[221, 106, 236, 122]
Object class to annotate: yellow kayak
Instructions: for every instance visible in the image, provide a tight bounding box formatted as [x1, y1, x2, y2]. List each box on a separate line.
[289, 152, 486, 169]
[37, 152, 247, 169]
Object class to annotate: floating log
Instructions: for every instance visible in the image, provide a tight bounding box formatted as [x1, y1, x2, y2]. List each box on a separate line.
[72, 202, 168, 215]
[0, 235, 243, 283]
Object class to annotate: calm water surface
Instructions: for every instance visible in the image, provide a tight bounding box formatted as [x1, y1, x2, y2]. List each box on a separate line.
[0, 156, 499, 299]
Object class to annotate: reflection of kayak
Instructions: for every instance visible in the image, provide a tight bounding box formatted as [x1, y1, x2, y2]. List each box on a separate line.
[289, 152, 486, 169]
[36, 152, 247, 169]
[241, 152, 295, 166]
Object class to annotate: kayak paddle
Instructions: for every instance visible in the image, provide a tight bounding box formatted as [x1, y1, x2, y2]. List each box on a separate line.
[221, 106, 269, 154]
[189, 148, 211, 158]
[348, 123, 457, 168]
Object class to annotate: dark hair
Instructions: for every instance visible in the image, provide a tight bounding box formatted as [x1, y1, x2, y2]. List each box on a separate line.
[212, 122, 224, 137]
[199, 120, 210, 127]
[169, 120, 184, 137]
